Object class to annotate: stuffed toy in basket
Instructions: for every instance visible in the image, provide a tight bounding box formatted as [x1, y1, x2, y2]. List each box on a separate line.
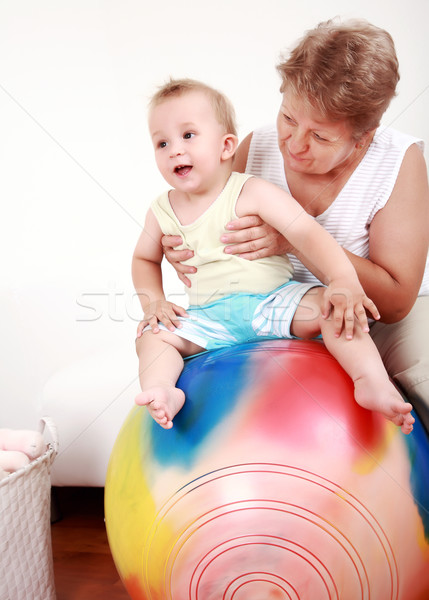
[0, 417, 58, 600]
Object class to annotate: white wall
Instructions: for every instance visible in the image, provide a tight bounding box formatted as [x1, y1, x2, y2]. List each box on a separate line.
[1, 0, 428, 428]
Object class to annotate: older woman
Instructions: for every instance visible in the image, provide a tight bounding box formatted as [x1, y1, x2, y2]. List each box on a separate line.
[162, 19, 429, 429]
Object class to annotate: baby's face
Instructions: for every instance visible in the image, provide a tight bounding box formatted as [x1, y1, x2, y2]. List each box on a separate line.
[149, 91, 228, 191]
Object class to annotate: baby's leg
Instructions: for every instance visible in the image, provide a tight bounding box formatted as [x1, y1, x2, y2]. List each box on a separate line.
[322, 322, 414, 434]
[292, 288, 414, 434]
[135, 330, 204, 429]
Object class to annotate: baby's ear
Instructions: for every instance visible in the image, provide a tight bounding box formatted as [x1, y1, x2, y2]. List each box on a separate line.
[221, 134, 239, 161]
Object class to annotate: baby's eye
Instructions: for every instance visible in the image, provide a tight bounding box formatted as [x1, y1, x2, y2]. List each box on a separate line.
[183, 132, 195, 140]
[158, 141, 167, 148]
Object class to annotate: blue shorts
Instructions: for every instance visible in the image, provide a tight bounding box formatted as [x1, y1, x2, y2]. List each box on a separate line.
[151, 281, 320, 351]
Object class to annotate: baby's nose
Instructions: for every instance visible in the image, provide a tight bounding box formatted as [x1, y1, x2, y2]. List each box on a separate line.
[170, 141, 184, 157]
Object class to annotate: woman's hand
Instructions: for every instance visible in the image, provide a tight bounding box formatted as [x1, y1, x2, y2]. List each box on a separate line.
[136, 299, 188, 336]
[161, 235, 196, 288]
[322, 279, 380, 340]
[220, 216, 292, 259]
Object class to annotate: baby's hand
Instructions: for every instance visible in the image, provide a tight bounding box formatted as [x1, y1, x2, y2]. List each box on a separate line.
[322, 281, 380, 339]
[137, 299, 188, 336]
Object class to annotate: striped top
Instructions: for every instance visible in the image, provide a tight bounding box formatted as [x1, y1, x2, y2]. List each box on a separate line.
[246, 124, 429, 296]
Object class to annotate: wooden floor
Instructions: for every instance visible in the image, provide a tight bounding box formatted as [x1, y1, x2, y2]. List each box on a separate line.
[51, 487, 129, 600]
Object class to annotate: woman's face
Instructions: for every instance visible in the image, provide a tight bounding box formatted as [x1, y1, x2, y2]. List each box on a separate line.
[276, 89, 360, 176]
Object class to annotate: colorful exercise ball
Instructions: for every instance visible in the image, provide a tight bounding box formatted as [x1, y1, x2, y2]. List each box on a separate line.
[105, 339, 429, 600]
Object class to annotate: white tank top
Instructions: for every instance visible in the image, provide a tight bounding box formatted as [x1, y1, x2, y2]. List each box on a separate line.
[246, 124, 429, 296]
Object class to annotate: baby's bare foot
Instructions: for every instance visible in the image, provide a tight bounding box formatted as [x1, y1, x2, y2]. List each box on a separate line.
[135, 386, 185, 429]
[354, 377, 414, 434]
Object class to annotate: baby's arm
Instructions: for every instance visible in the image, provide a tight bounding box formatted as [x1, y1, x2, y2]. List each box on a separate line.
[132, 209, 187, 334]
[237, 178, 379, 338]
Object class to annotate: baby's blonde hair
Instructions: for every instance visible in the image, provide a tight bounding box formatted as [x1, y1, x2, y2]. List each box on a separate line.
[149, 78, 237, 136]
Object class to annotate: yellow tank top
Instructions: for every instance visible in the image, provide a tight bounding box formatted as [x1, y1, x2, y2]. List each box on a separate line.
[150, 172, 294, 305]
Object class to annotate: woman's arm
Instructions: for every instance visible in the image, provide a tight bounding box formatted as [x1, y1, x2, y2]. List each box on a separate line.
[343, 143, 429, 322]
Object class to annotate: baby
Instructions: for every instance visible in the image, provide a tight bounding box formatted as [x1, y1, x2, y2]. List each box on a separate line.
[132, 78, 414, 434]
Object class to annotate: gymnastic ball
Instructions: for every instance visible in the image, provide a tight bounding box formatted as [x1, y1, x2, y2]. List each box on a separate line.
[105, 339, 429, 600]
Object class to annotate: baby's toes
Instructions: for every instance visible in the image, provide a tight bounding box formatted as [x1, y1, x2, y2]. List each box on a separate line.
[393, 412, 414, 434]
[404, 413, 415, 432]
[153, 409, 167, 422]
[401, 421, 414, 435]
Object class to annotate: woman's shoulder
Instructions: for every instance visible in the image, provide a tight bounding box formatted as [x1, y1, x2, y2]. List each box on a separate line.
[333, 126, 426, 223]
[355, 126, 425, 192]
[235, 124, 278, 166]
[373, 126, 424, 153]
[250, 123, 278, 146]
[245, 124, 288, 190]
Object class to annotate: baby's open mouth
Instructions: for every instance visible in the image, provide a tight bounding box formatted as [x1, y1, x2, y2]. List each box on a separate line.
[174, 165, 192, 176]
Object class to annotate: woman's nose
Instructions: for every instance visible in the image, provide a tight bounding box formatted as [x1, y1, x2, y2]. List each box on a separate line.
[288, 130, 308, 154]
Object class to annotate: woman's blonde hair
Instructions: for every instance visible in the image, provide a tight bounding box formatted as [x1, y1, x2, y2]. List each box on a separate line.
[276, 18, 399, 139]
[149, 78, 237, 136]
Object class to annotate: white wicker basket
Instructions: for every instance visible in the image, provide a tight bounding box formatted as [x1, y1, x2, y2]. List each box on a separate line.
[0, 418, 58, 600]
